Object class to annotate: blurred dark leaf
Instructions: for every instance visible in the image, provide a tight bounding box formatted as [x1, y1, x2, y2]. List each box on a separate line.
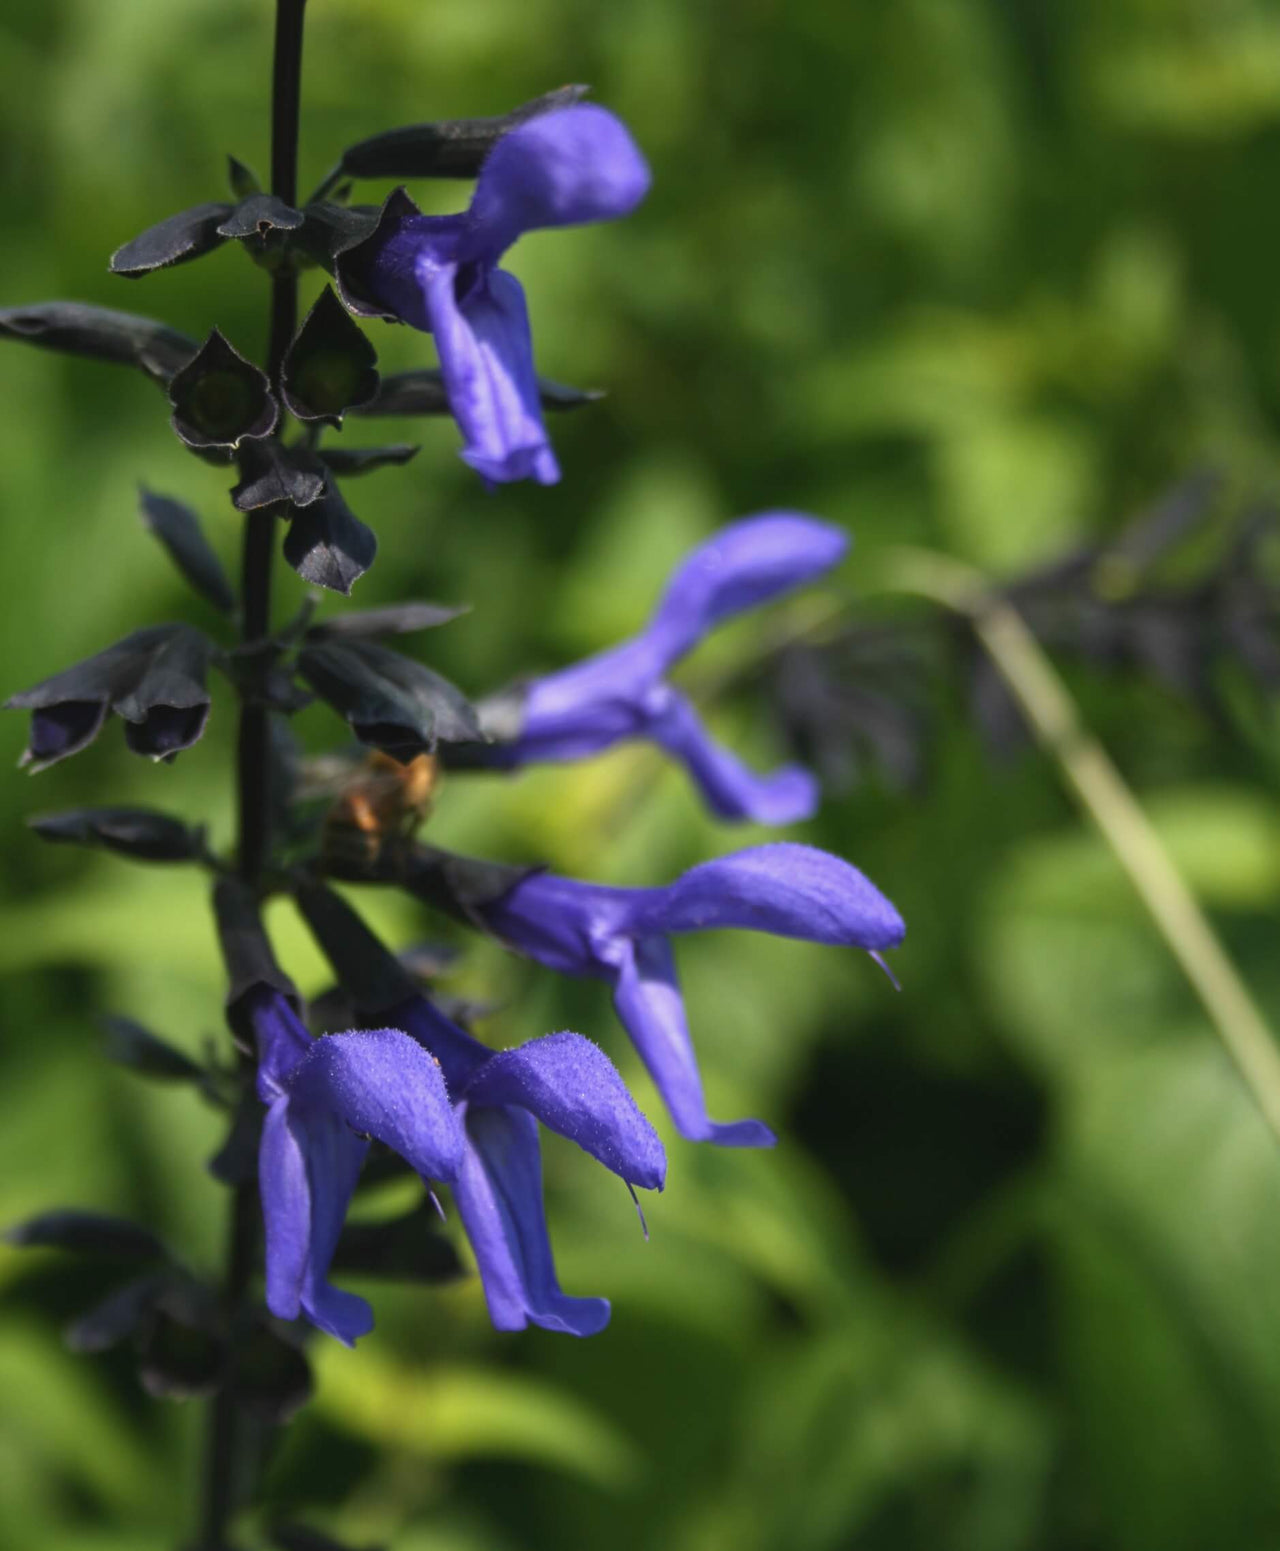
[350, 366, 600, 418]
[4, 1210, 166, 1261]
[138, 1296, 223, 1401]
[0, 301, 196, 382]
[28, 806, 204, 862]
[332, 1200, 463, 1283]
[293, 882, 420, 1017]
[1100, 471, 1223, 582]
[336, 84, 588, 180]
[317, 444, 419, 477]
[109, 202, 234, 277]
[531, 376, 606, 410]
[99, 1015, 204, 1082]
[64, 1274, 166, 1354]
[396, 843, 536, 929]
[138, 486, 236, 613]
[771, 625, 934, 794]
[283, 484, 377, 595]
[305, 984, 360, 1036]
[968, 651, 1028, 762]
[307, 601, 469, 640]
[214, 876, 301, 1036]
[168, 328, 278, 452]
[298, 637, 482, 756]
[267, 710, 307, 845]
[232, 1318, 313, 1422]
[398, 940, 463, 980]
[270, 1522, 383, 1551]
[282, 287, 379, 426]
[208, 1091, 264, 1187]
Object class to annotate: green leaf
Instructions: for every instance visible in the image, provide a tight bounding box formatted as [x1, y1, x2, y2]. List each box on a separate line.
[0, 1323, 161, 1513]
[313, 1349, 641, 1490]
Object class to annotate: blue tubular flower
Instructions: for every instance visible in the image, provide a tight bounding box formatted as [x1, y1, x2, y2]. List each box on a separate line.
[248, 989, 465, 1346]
[476, 842, 904, 1147]
[389, 996, 665, 1337]
[344, 104, 650, 485]
[482, 513, 849, 824]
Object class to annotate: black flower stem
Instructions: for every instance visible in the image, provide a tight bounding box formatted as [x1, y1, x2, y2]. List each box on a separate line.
[199, 3, 308, 1547]
[239, 0, 306, 884]
[196, 1178, 259, 1549]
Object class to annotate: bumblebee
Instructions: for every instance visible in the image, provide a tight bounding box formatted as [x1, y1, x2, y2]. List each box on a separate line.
[304, 749, 440, 873]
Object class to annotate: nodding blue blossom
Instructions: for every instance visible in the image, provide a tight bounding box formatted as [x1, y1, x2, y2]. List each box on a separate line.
[477, 842, 905, 1146]
[389, 996, 665, 1337]
[478, 513, 849, 824]
[249, 988, 464, 1346]
[345, 104, 650, 485]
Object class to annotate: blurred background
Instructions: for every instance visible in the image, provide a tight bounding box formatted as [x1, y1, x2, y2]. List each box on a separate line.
[4, 1, 1280, 1548]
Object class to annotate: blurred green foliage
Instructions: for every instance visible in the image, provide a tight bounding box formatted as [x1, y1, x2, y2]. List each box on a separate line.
[4, 1, 1280, 1548]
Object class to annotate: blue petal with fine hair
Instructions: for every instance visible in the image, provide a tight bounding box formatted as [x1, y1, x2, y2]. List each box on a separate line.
[387, 996, 655, 1331]
[287, 1029, 465, 1185]
[481, 870, 627, 978]
[248, 988, 313, 1098]
[641, 513, 849, 668]
[259, 1098, 309, 1321]
[259, 1095, 373, 1346]
[609, 936, 775, 1147]
[647, 687, 819, 824]
[627, 842, 906, 948]
[518, 514, 849, 717]
[255, 1021, 466, 1346]
[360, 213, 465, 332]
[422, 262, 559, 485]
[478, 842, 903, 1147]
[463, 105, 651, 263]
[459, 1031, 666, 1188]
[390, 994, 491, 1092]
[452, 1104, 611, 1336]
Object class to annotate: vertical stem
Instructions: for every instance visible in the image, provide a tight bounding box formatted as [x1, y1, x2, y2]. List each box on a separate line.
[196, 1179, 258, 1549]
[238, 0, 306, 882]
[199, 4, 307, 1546]
[235, 512, 275, 884]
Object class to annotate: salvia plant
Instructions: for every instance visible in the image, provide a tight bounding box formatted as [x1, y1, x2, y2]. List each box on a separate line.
[0, 3, 904, 1548]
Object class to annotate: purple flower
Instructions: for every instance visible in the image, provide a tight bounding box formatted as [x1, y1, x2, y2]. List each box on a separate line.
[483, 513, 849, 824]
[478, 842, 904, 1146]
[248, 989, 465, 1346]
[389, 996, 665, 1337]
[344, 104, 650, 485]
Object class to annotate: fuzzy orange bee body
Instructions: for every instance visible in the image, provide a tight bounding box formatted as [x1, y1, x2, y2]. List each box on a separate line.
[314, 750, 440, 872]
